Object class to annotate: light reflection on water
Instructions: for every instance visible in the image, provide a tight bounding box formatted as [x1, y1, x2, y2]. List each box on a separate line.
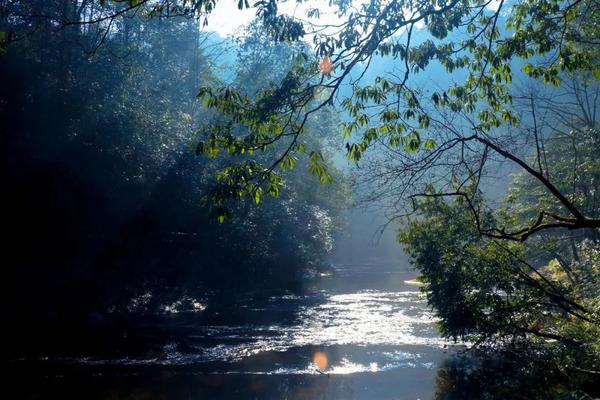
[75, 280, 457, 375]
[292, 290, 442, 347]
[14, 265, 471, 400]
[16, 265, 584, 399]
[192, 290, 445, 365]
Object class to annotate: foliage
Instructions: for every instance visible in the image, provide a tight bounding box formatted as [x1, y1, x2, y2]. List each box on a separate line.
[434, 344, 600, 399]
[399, 120, 600, 393]
[507, 125, 600, 236]
[181, 0, 600, 223]
[4, 2, 598, 225]
[1, 2, 350, 354]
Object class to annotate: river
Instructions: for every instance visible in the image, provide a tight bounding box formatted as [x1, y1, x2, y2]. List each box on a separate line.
[10, 263, 466, 399]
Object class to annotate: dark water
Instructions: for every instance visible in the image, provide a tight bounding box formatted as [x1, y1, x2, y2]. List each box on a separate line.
[9, 264, 465, 399]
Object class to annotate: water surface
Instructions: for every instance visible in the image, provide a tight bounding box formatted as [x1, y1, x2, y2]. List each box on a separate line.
[10, 264, 463, 399]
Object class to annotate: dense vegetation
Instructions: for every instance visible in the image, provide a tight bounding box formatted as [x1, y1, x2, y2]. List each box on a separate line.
[1, 2, 349, 353]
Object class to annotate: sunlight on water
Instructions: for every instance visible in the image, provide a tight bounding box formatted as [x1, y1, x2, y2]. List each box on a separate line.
[291, 290, 442, 347]
[214, 352, 437, 375]
[328, 358, 379, 374]
[73, 285, 456, 374]
[177, 289, 448, 365]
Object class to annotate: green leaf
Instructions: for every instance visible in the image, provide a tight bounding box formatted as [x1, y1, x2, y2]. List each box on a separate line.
[423, 138, 437, 150]
[404, 131, 421, 153]
[268, 183, 280, 197]
[593, 65, 600, 81]
[253, 188, 263, 205]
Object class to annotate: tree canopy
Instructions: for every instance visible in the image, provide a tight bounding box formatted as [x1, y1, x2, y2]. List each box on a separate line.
[45, 0, 598, 232]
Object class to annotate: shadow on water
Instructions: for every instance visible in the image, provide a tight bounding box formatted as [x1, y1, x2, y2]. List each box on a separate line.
[434, 349, 600, 400]
[10, 352, 600, 399]
[8, 363, 439, 399]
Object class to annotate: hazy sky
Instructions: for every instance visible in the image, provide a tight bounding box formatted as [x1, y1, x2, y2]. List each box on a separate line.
[203, 0, 342, 37]
[203, 0, 503, 37]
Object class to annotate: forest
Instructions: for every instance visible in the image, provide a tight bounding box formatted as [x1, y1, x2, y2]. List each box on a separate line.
[1, 0, 599, 399]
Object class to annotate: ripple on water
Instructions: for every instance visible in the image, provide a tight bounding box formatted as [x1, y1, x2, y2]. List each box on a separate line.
[68, 288, 457, 372]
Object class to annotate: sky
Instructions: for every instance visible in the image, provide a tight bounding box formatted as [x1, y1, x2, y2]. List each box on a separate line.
[202, 0, 505, 37]
[202, 0, 343, 37]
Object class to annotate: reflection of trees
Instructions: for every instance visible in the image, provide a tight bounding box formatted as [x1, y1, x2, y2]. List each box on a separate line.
[434, 349, 600, 400]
